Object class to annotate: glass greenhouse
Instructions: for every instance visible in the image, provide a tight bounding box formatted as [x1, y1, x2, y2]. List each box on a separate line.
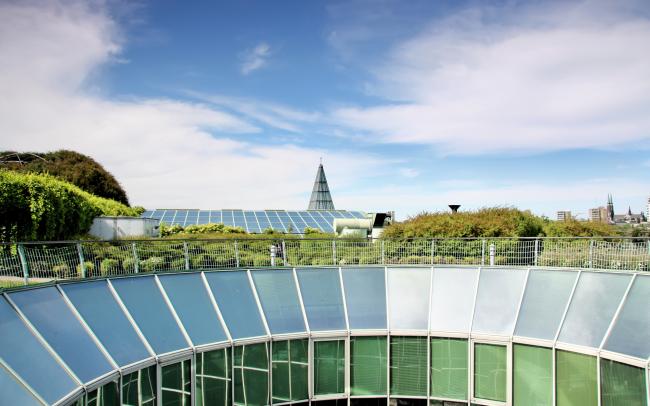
[0, 266, 648, 406]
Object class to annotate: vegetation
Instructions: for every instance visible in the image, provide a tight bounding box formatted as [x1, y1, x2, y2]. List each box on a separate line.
[1, 150, 130, 205]
[381, 207, 620, 239]
[159, 222, 335, 239]
[0, 170, 143, 242]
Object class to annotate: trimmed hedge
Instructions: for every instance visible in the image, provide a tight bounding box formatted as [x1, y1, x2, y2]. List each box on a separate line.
[0, 170, 142, 242]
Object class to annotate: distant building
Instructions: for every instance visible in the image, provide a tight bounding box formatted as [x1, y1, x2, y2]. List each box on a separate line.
[556, 211, 572, 221]
[308, 162, 335, 210]
[589, 207, 608, 223]
[647, 197, 650, 221]
[613, 206, 646, 225]
[606, 194, 615, 223]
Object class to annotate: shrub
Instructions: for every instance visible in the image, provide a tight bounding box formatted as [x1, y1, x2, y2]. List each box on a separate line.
[122, 257, 136, 272]
[0, 170, 141, 242]
[52, 264, 70, 278]
[170, 257, 187, 270]
[76, 261, 95, 277]
[100, 259, 120, 276]
[140, 256, 164, 272]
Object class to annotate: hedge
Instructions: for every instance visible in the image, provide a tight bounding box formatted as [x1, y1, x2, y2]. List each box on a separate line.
[0, 170, 142, 242]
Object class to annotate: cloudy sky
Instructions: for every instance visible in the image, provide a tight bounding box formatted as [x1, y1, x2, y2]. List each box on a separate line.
[1, 0, 649, 218]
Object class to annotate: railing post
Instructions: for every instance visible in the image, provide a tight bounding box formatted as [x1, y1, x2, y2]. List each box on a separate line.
[430, 239, 435, 265]
[534, 239, 539, 267]
[332, 240, 337, 265]
[481, 239, 486, 265]
[589, 239, 594, 269]
[76, 243, 86, 278]
[270, 244, 277, 267]
[489, 243, 495, 266]
[282, 240, 287, 266]
[131, 242, 139, 273]
[183, 242, 190, 270]
[234, 240, 240, 268]
[381, 240, 385, 265]
[17, 244, 29, 285]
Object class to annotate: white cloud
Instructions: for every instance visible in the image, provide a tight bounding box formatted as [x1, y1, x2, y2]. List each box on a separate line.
[399, 167, 419, 178]
[331, 0, 650, 155]
[240, 42, 271, 75]
[0, 1, 380, 209]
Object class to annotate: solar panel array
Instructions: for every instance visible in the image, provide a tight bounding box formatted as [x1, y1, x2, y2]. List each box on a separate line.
[140, 209, 367, 233]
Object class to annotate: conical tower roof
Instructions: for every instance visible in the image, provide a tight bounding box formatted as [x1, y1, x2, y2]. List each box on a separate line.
[308, 163, 335, 210]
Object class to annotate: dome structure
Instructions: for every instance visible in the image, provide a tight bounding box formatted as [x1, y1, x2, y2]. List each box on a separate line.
[0, 265, 648, 406]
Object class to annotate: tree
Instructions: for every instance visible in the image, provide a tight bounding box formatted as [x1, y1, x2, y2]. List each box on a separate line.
[0, 150, 130, 205]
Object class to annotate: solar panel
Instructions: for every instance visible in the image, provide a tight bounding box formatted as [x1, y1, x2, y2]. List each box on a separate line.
[142, 209, 366, 233]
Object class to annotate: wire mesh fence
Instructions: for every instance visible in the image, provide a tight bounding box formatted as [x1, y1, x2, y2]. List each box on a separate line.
[1, 237, 649, 287]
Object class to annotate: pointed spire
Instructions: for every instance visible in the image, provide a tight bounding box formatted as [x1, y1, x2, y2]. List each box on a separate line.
[308, 162, 335, 210]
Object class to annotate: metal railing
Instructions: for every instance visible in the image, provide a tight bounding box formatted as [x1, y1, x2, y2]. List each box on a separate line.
[1, 237, 649, 287]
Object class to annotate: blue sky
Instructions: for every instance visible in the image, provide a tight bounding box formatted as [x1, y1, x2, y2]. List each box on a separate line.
[1, 0, 649, 219]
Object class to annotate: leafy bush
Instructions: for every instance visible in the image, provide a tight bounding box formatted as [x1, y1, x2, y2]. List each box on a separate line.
[52, 264, 70, 278]
[160, 223, 246, 237]
[100, 258, 120, 275]
[76, 261, 95, 276]
[140, 256, 164, 272]
[0, 170, 142, 241]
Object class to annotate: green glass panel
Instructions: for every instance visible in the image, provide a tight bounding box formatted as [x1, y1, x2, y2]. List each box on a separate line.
[351, 336, 387, 395]
[474, 344, 507, 402]
[88, 382, 119, 406]
[600, 359, 647, 406]
[123, 366, 157, 406]
[314, 340, 345, 395]
[390, 336, 428, 396]
[234, 343, 269, 406]
[197, 349, 230, 406]
[430, 338, 468, 400]
[290, 340, 309, 401]
[556, 350, 597, 406]
[272, 362, 290, 403]
[513, 345, 552, 406]
[162, 360, 191, 406]
[272, 341, 289, 361]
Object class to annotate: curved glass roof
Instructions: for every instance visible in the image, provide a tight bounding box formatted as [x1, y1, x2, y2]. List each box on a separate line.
[1, 265, 647, 405]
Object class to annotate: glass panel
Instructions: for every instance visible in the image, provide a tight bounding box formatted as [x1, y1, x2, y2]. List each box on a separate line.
[158, 273, 227, 345]
[86, 380, 120, 406]
[473, 344, 507, 402]
[342, 267, 386, 329]
[600, 359, 647, 406]
[251, 270, 305, 334]
[472, 268, 527, 335]
[205, 271, 266, 339]
[0, 365, 42, 406]
[197, 349, 230, 406]
[314, 340, 345, 396]
[558, 272, 631, 348]
[604, 275, 650, 359]
[514, 270, 577, 340]
[272, 339, 309, 403]
[387, 267, 431, 330]
[296, 268, 346, 331]
[430, 268, 478, 333]
[122, 365, 157, 406]
[0, 299, 78, 404]
[513, 345, 551, 406]
[161, 360, 191, 406]
[61, 280, 150, 367]
[111, 276, 188, 354]
[8, 287, 113, 383]
[556, 350, 597, 406]
[234, 343, 269, 406]
[390, 336, 427, 396]
[351, 336, 387, 395]
[430, 338, 467, 400]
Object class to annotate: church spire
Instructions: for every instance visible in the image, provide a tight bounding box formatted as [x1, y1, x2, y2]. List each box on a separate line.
[308, 162, 335, 210]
